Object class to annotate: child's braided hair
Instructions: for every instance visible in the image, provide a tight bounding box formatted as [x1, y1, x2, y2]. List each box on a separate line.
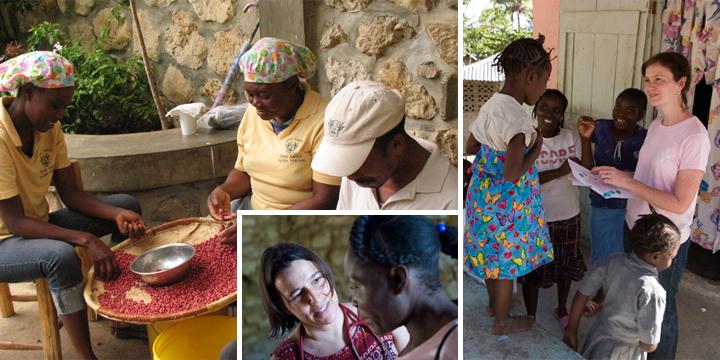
[493, 34, 553, 78]
[349, 216, 457, 292]
[628, 209, 680, 257]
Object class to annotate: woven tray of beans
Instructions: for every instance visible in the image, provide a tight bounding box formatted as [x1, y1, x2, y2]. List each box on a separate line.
[83, 217, 237, 324]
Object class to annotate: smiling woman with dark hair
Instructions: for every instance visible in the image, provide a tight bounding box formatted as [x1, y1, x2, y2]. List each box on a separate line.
[345, 215, 458, 359]
[259, 242, 407, 360]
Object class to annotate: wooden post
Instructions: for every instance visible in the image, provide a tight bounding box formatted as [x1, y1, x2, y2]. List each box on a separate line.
[35, 279, 61, 360]
[128, 0, 168, 130]
[0, 342, 43, 350]
[258, 0, 305, 44]
[0, 283, 15, 317]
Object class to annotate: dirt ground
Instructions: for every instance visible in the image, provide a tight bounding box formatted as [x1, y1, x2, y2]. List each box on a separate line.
[0, 283, 150, 360]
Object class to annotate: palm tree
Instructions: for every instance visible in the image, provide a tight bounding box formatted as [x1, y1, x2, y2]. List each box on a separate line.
[493, 0, 531, 29]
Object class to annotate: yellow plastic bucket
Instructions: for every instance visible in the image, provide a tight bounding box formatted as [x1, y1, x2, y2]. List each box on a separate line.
[146, 321, 176, 354]
[152, 315, 236, 360]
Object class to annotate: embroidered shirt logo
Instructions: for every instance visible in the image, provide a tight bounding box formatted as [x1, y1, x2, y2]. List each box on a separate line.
[40, 151, 50, 168]
[285, 140, 299, 154]
[327, 119, 345, 138]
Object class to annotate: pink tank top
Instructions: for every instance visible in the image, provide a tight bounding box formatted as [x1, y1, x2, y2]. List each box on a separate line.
[271, 304, 397, 360]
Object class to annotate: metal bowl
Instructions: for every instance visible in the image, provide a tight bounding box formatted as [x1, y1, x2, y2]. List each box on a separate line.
[130, 243, 195, 286]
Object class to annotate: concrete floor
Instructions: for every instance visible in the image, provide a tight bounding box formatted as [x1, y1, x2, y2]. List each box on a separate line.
[0, 283, 149, 360]
[464, 246, 720, 359]
[463, 272, 584, 360]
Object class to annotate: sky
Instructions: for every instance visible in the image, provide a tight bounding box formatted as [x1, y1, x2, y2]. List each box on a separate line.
[462, 0, 492, 21]
[462, 0, 531, 27]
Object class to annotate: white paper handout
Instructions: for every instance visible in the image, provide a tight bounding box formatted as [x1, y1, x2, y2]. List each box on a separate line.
[568, 160, 632, 199]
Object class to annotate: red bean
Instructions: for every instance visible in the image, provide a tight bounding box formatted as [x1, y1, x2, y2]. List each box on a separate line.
[98, 237, 237, 316]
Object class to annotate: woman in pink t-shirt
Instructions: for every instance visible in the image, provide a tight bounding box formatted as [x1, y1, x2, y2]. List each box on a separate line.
[594, 52, 710, 359]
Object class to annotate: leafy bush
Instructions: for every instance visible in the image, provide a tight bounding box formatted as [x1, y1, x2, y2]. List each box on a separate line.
[26, 22, 160, 134]
[464, 7, 532, 60]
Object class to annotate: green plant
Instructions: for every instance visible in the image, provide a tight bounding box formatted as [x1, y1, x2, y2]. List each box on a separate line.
[464, 7, 532, 60]
[26, 22, 160, 134]
[26, 21, 68, 51]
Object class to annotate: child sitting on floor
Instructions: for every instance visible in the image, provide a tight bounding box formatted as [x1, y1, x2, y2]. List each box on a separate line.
[562, 211, 681, 359]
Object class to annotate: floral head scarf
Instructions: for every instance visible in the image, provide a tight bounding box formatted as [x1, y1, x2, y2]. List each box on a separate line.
[0, 51, 74, 93]
[239, 37, 317, 84]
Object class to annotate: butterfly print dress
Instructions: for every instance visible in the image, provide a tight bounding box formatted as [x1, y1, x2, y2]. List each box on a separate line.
[464, 143, 554, 280]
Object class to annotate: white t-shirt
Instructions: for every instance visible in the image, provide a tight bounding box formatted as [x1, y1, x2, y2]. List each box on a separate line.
[535, 128, 582, 222]
[470, 92, 537, 151]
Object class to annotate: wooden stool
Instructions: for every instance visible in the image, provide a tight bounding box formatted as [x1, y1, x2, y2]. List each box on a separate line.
[0, 280, 61, 359]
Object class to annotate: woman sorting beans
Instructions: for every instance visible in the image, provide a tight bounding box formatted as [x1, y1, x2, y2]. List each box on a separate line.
[345, 216, 458, 359]
[0, 51, 146, 360]
[207, 38, 341, 219]
[260, 242, 408, 359]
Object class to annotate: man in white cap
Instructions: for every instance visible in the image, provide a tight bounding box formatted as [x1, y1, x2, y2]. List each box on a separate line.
[311, 80, 457, 210]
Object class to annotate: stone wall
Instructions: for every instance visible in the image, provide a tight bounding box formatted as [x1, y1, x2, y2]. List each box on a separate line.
[22, 0, 458, 162]
[22, 0, 259, 113]
[241, 215, 458, 358]
[305, 0, 459, 162]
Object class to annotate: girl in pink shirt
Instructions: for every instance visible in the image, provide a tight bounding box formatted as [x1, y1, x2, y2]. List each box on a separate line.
[593, 52, 710, 360]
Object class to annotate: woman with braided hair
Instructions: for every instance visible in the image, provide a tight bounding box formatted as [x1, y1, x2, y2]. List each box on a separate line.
[345, 215, 458, 359]
[464, 35, 555, 334]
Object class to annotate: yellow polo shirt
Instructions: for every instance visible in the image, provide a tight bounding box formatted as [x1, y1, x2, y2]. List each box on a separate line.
[235, 84, 341, 210]
[0, 97, 71, 240]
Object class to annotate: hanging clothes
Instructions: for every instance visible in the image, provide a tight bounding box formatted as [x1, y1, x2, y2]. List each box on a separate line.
[662, 0, 720, 252]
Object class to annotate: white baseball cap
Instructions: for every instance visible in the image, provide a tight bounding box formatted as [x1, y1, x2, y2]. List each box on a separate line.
[311, 80, 405, 177]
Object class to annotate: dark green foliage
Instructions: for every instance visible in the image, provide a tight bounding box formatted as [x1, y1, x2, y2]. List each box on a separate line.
[26, 22, 160, 134]
[464, 7, 532, 60]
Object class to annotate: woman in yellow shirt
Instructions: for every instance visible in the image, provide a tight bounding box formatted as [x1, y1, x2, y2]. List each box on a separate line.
[207, 38, 341, 238]
[0, 51, 146, 360]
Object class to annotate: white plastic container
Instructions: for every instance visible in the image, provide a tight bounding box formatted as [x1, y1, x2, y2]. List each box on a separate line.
[166, 103, 206, 136]
[178, 113, 197, 135]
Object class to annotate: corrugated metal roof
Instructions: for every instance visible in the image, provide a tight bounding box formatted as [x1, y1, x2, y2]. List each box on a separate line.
[463, 53, 504, 82]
